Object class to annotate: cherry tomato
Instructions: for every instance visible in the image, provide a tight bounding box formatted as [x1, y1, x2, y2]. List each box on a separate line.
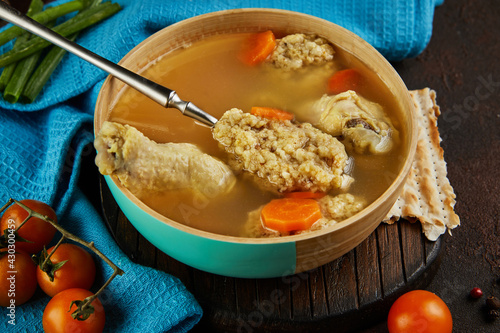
[0, 249, 37, 307]
[387, 290, 453, 333]
[43, 288, 105, 333]
[37, 243, 96, 297]
[0, 199, 57, 254]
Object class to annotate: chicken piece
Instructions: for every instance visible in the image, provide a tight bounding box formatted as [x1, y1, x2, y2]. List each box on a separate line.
[242, 193, 366, 238]
[269, 34, 335, 71]
[94, 121, 236, 197]
[314, 90, 398, 154]
[212, 108, 352, 194]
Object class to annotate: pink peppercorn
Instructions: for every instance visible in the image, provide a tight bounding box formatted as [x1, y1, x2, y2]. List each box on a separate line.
[470, 287, 483, 299]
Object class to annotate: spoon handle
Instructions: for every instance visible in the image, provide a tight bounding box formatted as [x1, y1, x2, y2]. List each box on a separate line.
[0, 2, 217, 127]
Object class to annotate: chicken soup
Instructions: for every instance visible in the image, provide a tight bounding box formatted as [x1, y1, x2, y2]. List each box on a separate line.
[94, 31, 406, 237]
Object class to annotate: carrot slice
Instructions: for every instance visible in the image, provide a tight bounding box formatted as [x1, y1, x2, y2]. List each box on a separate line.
[327, 69, 363, 94]
[284, 191, 326, 199]
[238, 30, 276, 66]
[261, 198, 322, 232]
[251, 106, 294, 121]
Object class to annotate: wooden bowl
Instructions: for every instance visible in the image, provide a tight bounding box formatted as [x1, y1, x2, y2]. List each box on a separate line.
[94, 9, 417, 278]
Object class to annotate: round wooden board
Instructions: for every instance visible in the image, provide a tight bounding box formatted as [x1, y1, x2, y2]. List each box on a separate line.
[100, 176, 441, 332]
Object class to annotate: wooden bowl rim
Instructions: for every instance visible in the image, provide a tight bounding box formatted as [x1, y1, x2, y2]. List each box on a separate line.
[94, 8, 418, 245]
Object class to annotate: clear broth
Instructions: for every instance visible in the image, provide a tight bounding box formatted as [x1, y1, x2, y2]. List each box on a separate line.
[108, 33, 405, 237]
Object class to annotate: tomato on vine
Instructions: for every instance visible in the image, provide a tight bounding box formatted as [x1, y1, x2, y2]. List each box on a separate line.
[387, 290, 453, 333]
[43, 288, 106, 333]
[0, 249, 37, 307]
[0, 199, 57, 254]
[36, 243, 96, 297]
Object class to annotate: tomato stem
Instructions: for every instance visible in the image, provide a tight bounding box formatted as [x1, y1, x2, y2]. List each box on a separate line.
[15, 207, 34, 233]
[40, 234, 66, 272]
[0, 198, 14, 215]
[9, 199, 125, 319]
[79, 268, 121, 311]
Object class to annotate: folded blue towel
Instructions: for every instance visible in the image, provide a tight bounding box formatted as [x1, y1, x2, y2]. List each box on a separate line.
[0, 0, 442, 331]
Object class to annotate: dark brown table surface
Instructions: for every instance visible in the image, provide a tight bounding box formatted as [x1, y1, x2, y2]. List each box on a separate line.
[363, 1, 500, 331]
[10, 0, 500, 332]
[366, 3, 500, 332]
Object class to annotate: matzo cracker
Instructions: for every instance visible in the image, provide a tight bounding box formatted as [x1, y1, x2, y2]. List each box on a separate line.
[384, 88, 460, 241]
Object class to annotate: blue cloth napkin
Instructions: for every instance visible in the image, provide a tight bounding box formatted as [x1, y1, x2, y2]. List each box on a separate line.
[0, 0, 443, 331]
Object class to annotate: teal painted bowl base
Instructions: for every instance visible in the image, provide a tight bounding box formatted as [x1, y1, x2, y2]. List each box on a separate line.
[105, 176, 297, 278]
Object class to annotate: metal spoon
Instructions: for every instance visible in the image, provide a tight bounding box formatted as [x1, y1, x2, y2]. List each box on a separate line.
[0, 2, 218, 127]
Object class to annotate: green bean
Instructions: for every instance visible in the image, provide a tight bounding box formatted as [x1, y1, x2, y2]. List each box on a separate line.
[26, 0, 45, 16]
[22, 33, 78, 103]
[0, 34, 28, 91]
[82, 0, 104, 8]
[0, 0, 44, 91]
[3, 13, 55, 103]
[50, 2, 120, 38]
[20, 0, 104, 102]
[3, 47, 42, 103]
[0, 2, 121, 68]
[0, 0, 84, 47]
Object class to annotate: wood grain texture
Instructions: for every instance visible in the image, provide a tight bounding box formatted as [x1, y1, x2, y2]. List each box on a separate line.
[100, 176, 441, 332]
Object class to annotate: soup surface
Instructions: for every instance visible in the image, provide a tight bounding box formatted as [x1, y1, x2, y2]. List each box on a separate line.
[106, 32, 405, 237]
